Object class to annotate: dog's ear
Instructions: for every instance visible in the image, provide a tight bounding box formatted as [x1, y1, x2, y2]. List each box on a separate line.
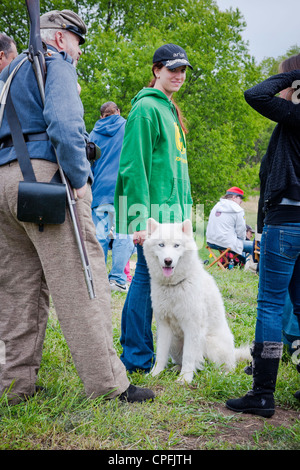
[147, 218, 159, 235]
[182, 219, 193, 237]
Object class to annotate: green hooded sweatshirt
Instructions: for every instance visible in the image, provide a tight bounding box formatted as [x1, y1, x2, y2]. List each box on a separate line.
[114, 88, 193, 234]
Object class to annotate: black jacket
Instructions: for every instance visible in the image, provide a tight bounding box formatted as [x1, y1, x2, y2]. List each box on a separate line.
[244, 70, 300, 232]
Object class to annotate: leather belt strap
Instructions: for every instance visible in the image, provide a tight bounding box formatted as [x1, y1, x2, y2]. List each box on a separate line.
[5, 92, 37, 182]
[5, 92, 60, 184]
[0, 131, 49, 149]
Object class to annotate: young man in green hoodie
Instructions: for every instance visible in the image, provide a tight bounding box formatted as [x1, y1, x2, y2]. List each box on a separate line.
[114, 44, 193, 373]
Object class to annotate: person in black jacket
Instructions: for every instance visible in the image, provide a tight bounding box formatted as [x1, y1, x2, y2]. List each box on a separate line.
[226, 54, 300, 418]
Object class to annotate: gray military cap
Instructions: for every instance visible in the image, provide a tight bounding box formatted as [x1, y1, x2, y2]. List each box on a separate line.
[40, 9, 87, 45]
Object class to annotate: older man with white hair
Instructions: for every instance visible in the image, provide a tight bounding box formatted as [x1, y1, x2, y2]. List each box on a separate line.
[0, 9, 154, 405]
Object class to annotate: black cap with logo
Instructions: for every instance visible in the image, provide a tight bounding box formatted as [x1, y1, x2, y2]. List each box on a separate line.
[153, 43, 193, 70]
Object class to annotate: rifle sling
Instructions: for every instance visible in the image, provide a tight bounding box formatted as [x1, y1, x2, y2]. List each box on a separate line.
[6, 92, 37, 182]
[5, 91, 59, 183]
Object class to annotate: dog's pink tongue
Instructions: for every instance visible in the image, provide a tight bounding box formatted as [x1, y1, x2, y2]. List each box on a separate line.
[162, 267, 173, 277]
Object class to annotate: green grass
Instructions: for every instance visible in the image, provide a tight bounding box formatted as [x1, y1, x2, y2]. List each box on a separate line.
[1, 251, 300, 451]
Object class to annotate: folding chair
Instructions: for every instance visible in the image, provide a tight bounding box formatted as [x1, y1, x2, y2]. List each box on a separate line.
[205, 245, 234, 270]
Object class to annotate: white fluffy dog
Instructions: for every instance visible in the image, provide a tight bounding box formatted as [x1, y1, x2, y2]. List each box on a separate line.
[143, 218, 250, 384]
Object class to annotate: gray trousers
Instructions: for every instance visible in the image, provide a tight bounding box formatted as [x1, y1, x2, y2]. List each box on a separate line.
[0, 160, 129, 402]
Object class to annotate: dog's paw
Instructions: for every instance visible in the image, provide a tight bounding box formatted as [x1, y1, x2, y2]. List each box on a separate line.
[149, 365, 164, 377]
[176, 371, 194, 384]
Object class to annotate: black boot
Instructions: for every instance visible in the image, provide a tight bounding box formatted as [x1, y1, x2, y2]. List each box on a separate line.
[118, 384, 155, 403]
[226, 341, 283, 418]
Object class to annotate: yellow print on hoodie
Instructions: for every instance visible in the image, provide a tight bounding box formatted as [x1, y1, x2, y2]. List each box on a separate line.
[174, 122, 186, 155]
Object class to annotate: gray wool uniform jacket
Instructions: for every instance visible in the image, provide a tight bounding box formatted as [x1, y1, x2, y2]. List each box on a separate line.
[0, 44, 92, 190]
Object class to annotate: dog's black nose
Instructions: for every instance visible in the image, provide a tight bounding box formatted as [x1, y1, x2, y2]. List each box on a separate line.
[164, 258, 172, 266]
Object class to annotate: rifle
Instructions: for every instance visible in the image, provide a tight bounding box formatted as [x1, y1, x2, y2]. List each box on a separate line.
[25, 0, 96, 299]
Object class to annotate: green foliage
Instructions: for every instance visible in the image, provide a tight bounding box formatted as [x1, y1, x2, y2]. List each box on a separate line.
[0, 0, 284, 212]
[77, 0, 271, 214]
[0, 0, 77, 50]
[260, 44, 300, 77]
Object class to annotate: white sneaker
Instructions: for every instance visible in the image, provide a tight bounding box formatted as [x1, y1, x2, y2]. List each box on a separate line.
[109, 280, 129, 293]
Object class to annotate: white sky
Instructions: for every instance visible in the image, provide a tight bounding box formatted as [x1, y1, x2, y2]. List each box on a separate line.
[216, 0, 300, 62]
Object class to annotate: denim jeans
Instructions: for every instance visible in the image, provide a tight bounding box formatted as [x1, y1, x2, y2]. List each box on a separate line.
[120, 244, 155, 372]
[255, 224, 300, 343]
[92, 204, 134, 285]
[243, 239, 254, 254]
[282, 293, 300, 352]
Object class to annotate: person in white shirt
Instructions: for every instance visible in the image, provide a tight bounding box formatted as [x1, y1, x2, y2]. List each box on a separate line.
[206, 186, 253, 255]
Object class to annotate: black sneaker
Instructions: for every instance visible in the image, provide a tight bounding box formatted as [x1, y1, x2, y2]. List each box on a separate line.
[118, 384, 155, 403]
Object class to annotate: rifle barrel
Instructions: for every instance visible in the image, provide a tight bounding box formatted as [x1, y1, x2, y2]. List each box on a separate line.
[25, 0, 96, 299]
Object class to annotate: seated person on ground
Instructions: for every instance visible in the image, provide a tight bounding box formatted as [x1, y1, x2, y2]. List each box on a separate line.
[206, 187, 253, 257]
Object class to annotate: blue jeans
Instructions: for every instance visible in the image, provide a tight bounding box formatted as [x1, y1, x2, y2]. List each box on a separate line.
[92, 204, 134, 285]
[282, 294, 300, 352]
[255, 224, 300, 343]
[243, 239, 254, 254]
[120, 244, 155, 372]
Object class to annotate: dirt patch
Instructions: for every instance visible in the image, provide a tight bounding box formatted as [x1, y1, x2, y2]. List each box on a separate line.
[213, 404, 300, 447]
[174, 404, 300, 450]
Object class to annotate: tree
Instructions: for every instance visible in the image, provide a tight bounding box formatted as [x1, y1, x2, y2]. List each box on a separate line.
[260, 44, 300, 78]
[1, 0, 269, 213]
[0, 0, 77, 50]
[79, 0, 268, 212]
